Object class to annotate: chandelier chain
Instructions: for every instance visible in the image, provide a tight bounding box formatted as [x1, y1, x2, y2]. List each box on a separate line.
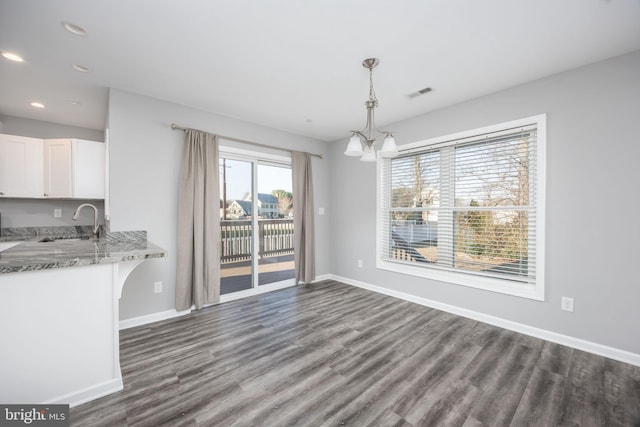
[369, 66, 377, 104]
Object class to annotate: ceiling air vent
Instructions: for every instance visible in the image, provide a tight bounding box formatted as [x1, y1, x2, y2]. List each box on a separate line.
[408, 87, 432, 99]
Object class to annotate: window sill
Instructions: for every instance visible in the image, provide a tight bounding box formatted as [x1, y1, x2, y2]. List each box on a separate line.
[376, 258, 544, 301]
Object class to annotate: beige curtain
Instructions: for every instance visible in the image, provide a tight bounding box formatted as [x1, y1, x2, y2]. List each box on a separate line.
[176, 129, 220, 310]
[292, 151, 315, 283]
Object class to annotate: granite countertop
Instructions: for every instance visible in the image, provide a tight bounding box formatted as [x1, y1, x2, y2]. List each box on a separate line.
[0, 230, 167, 274]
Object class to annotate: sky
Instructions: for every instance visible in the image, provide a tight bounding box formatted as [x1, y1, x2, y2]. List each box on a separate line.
[220, 159, 292, 200]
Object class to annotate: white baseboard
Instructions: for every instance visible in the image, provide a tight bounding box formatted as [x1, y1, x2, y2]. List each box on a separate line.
[330, 274, 640, 367]
[47, 377, 123, 408]
[119, 308, 191, 330]
[313, 274, 332, 282]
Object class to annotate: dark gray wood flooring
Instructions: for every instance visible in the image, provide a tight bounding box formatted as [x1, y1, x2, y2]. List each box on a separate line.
[71, 280, 640, 426]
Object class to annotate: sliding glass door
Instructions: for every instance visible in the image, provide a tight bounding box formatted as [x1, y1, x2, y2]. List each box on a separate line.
[219, 158, 253, 294]
[219, 150, 295, 295]
[256, 163, 295, 286]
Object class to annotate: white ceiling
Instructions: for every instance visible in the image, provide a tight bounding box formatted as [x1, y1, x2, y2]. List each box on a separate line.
[1, 0, 639, 142]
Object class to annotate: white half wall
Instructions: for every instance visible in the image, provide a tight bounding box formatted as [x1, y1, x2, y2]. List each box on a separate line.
[0, 264, 122, 406]
[329, 50, 640, 356]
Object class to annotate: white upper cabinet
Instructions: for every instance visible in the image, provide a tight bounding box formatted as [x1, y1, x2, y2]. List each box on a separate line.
[43, 139, 73, 198]
[43, 139, 106, 199]
[0, 134, 44, 198]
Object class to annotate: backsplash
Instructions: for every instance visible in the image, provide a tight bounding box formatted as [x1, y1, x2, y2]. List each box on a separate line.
[0, 198, 105, 228]
[0, 225, 108, 241]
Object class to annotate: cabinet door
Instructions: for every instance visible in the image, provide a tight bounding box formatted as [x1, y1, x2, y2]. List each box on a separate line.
[43, 139, 73, 198]
[0, 134, 43, 198]
[73, 140, 105, 199]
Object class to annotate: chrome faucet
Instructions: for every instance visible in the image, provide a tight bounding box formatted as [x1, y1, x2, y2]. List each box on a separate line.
[72, 203, 100, 237]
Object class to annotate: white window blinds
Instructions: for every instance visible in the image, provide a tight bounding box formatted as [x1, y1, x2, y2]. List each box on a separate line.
[378, 116, 545, 297]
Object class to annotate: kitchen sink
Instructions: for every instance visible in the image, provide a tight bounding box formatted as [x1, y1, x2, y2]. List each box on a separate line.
[38, 237, 91, 243]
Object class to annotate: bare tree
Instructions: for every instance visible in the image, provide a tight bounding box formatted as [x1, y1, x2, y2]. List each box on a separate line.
[455, 135, 532, 263]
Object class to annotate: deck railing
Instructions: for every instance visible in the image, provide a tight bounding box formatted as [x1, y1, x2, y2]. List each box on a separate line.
[220, 219, 294, 262]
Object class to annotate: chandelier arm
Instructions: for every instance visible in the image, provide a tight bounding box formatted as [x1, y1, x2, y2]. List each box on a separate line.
[373, 126, 393, 136]
[352, 130, 368, 140]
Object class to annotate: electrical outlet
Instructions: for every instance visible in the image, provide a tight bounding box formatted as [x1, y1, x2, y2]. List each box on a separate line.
[53, 209, 62, 218]
[319, 207, 325, 215]
[154, 281, 163, 293]
[561, 297, 574, 312]
[357, 259, 363, 268]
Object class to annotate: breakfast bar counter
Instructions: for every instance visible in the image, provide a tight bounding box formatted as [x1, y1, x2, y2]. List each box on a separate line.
[0, 229, 167, 407]
[0, 231, 166, 274]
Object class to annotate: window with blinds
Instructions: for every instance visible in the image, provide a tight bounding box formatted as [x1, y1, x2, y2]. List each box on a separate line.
[377, 115, 546, 300]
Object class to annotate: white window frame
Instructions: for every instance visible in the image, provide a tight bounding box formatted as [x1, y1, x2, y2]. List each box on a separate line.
[376, 115, 546, 301]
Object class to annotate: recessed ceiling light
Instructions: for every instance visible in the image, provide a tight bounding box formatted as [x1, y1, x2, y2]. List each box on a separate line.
[1, 51, 24, 62]
[30, 102, 45, 108]
[72, 64, 90, 73]
[69, 99, 82, 105]
[62, 21, 87, 36]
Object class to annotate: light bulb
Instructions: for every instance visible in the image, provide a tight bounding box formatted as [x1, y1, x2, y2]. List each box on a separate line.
[344, 135, 363, 156]
[379, 134, 398, 158]
[360, 145, 377, 162]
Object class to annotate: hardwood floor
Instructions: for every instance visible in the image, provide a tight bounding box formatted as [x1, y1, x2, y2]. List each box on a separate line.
[71, 280, 640, 426]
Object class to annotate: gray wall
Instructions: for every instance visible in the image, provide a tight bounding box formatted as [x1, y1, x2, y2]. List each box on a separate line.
[0, 116, 105, 228]
[108, 89, 330, 320]
[329, 50, 640, 354]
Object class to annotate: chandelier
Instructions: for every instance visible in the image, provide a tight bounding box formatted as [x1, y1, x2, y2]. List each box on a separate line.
[344, 58, 398, 162]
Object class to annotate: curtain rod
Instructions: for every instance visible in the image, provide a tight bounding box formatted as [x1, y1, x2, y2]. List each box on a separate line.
[170, 123, 323, 159]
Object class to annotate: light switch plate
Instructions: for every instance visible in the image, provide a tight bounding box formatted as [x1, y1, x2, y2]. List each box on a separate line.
[53, 209, 62, 218]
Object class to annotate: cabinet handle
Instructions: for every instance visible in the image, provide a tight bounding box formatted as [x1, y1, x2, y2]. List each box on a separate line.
[44, 193, 48, 197]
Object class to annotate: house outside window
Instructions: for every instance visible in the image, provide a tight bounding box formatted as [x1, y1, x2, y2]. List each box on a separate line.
[243, 193, 280, 218]
[377, 115, 546, 300]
